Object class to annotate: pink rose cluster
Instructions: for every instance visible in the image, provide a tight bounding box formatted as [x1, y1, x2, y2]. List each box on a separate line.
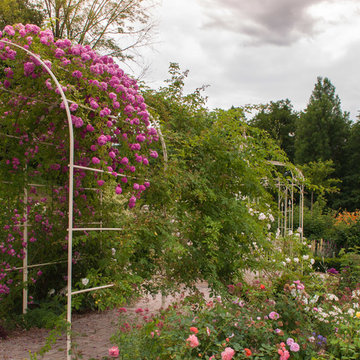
[286, 337, 300, 352]
[0, 23, 160, 209]
[278, 339, 300, 360]
[221, 347, 235, 360]
[0, 23, 160, 299]
[186, 334, 199, 348]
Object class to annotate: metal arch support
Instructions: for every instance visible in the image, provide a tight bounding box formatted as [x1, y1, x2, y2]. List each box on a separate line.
[268, 160, 305, 239]
[0, 40, 169, 360]
[0, 39, 75, 359]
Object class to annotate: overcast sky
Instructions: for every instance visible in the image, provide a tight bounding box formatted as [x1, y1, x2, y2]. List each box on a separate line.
[135, 0, 360, 121]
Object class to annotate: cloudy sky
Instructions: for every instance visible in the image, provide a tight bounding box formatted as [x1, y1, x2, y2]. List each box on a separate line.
[135, 0, 360, 120]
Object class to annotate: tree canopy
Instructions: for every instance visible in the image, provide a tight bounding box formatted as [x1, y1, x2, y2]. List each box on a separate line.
[0, 0, 43, 29]
[295, 77, 350, 175]
[249, 99, 298, 162]
[42, 0, 156, 58]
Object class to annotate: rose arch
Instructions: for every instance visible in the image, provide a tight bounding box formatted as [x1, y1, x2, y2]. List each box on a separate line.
[0, 24, 161, 358]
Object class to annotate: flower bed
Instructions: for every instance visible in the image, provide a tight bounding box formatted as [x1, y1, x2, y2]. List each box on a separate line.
[106, 273, 360, 359]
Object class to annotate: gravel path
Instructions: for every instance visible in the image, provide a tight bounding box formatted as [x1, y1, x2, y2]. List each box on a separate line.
[0, 283, 210, 360]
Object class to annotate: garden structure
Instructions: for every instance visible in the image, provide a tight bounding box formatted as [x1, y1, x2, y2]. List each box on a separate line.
[0, 24, 161, 359]
[270, 161, 305, 238]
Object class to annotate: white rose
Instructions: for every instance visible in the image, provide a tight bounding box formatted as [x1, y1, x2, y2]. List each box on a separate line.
[294, 257, 299, 263]
[81, 278, 89, 286]
[303, 255, 309, 260]
[310, 258, 315, 265]
[258, 213, 266, 221]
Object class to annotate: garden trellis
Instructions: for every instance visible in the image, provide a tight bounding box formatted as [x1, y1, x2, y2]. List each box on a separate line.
[0, 24, 162, 359]
[270, 161, 305, 238]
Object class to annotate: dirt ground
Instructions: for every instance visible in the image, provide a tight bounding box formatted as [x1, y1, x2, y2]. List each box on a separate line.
[0, 283, 210, 360]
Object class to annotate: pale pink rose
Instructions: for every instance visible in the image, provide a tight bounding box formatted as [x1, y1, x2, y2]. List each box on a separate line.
[290, 342, 300, 352]
[221, 347, 235, 360]
[108, 346, 119, 357]
[209, 356, 215, 360]
[186, 334, 199, 348]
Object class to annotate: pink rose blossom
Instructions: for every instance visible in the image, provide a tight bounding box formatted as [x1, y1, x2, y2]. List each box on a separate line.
[150, 150, 158, 158]
[97, 135, 107, 145]
[221, 347, 235, 360]
[269, 311, 280, 320]
[186, 334, 199, 348]
[108, 346, 119, 357]
[290, 342, 300, 352]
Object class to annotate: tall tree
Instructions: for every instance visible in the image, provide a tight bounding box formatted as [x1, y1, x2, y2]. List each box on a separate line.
[249, 99, 298, 162]
[0, 0, 44, 29]
[295, 77, 350, 177]
[42, 0, 156, 59]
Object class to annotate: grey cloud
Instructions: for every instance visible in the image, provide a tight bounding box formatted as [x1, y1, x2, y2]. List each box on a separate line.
[199, 0, 334, 46]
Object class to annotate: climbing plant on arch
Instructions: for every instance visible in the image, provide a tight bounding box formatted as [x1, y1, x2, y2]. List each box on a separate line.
[0, 23, 159, 321]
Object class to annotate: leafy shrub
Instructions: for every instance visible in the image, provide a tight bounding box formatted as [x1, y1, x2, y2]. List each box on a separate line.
[314, 257, 342, 273]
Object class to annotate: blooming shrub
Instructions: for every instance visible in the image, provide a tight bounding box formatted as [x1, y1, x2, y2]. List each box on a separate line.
[110, 271, 360, 359]
[0, 23, 158, 313]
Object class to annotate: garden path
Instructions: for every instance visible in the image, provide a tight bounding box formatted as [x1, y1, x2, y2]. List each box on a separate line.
[0, 282, 210, 360]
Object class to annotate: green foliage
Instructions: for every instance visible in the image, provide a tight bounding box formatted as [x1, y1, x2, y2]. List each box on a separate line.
[124, 63, 292, 292]
[0, 0, 43, 29]
[339, 122, 360, 210]
[249, 99, 298, 162]
[338, 247, 360, 290]
[21, 298, 65, 329]
[301, 160, 340, 197]
[302, 202, 336, 242]
[331, 221, 360, 251]
[314, 257, 342, 273]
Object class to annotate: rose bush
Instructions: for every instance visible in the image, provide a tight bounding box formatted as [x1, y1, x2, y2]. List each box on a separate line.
[0, 23, 158, 316]
[109, 269, 360, 359]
